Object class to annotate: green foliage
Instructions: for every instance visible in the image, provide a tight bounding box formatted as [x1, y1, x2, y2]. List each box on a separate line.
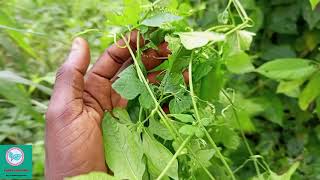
[256, 58, 317, 80]
[102, 112, 145, 180]
[66, 172, 119, 180]
[1, 0, 320, 179]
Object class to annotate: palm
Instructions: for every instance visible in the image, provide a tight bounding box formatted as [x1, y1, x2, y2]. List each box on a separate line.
[45, 34, 136, 179]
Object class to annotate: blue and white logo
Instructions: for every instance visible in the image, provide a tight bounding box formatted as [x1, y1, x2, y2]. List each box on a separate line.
[5, 147, 24, 166]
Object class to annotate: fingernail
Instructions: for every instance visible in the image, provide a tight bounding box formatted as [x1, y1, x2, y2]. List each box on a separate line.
[72, 37, 82, 49]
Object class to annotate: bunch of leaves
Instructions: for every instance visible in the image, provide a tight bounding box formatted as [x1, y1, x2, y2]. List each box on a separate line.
[71, 0, 314, 179]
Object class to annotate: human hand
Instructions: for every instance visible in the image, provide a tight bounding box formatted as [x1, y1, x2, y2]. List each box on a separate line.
[45, 31, 171, 180]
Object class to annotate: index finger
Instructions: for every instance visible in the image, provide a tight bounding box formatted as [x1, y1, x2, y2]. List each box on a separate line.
[87, 30, 145, 79]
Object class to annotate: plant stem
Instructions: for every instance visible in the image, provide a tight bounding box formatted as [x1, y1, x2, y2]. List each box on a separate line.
[188, 55, 236, 180]
[156, 136, 192, 180]
[221, 89, 262, 179]
[121, 33, 216, 180]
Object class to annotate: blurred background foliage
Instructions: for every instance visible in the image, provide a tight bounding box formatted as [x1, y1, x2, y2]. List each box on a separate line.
[0, 0, 320, 179]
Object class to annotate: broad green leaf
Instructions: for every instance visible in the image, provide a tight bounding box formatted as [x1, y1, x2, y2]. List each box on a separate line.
[194, 149, 215, 168]
[112, 65, 144, 100]
[141, 13, 182, 27]
[211, 126, 240, 149]
[112, 108, 132, 124]
[224, 30, 255, 55]
[225, 51, 255, 74]
[170, 114, 194, 123]
[299, 72, 320, 110]
[102, 113, 145, 180]
[148, 118, 173, 140]
[277, 79, 305, 98]
[177, 32, 225, 50]
[169, 94, 192, 114]
[139, 87, 154, 109]
[310, 0, 320, 10]
[257, 58, 317, 80]
[143, 131, 178, 179]
[65, 172, 119, 180]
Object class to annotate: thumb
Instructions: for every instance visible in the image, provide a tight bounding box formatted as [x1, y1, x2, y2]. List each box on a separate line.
[46, 37, 90, 123]
[66, 37, 90, 74]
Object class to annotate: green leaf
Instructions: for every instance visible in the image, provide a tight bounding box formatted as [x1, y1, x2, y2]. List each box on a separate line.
[139, 87, 154, 109]
[169, 94, 192, 114]
[237, 30, 255, 51]
[0, 10, 37, 58]
[148, 118, 173, 140]
[177, 32, 225, 50]
[200, 64, 224, 101]
[164, 73, 184, 94]
[224, 30, 255, 55]
[225, 51, 255, 74]
[267, 5, 299, 34]
[211, 126, 240, 149]
[156, 0, 179, 10]
[65, 172, 119, 180]
[143, 131, 178, 179]
[170, 114, 194, 123]
[303, 1, 320, 29]
[299, 72, 320, 110]
[0, 81, 42, 121]
[141, 13, 182, 27]
[0, 71, 52, 95]
[257, 58, 317, 81]
[192, 62, 213, 82]
[261, 45, 296, 60]
[102, 113, 145, 180]
[277, 79, 305, 98]
[165, 35, 181, 54]
[107, 0, 142, 26]
[112, 108, 132, 124]
[310, 0, 320, 10]
[253, 94, 284, 126]
[269, 162, 300, 180]
[112, 65, 144, 100]
[179, 125, 198, 136]
[194, 149, 215, 168]
[231, 110, 256, 132]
